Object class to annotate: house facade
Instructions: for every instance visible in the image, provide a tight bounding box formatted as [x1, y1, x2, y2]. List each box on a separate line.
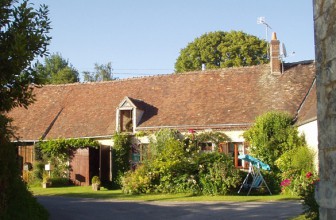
[9, 33, 317, 185]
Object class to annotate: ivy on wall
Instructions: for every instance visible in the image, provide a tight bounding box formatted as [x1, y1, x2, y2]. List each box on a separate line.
[34, 138, 100, 179]
[112, 132, 132, 187]
[37, 138, 99, 158]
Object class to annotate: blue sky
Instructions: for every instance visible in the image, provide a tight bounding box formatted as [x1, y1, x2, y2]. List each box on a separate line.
[33, 0, 315, 79]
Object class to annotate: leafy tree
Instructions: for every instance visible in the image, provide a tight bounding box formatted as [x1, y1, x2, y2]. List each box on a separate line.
[243, 111, 306, 170]
[0, 0, 50, 218]
[83, 62, 115, 82]
[175, 31, 268, 73]
[35, 53, 79, 84]
[0, 0, 51, 112]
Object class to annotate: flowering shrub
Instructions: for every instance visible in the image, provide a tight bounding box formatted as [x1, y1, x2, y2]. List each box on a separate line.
[297, 172, 319, 220]
[280, 179, 292, 194]
[121, 129, 241, 195]
[280, 172, 319, 219]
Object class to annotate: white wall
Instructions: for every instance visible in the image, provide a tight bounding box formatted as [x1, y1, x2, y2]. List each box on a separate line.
[298, 120, 318, 168]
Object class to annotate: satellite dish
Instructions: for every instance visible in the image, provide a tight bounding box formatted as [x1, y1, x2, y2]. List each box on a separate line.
[281, 43, 287, 57]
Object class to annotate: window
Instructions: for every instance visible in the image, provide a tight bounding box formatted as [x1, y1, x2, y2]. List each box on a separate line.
[131, 143, 150, 170]
[200, 142, 213, 152]
[120, 109, 133, 132]
[219, 142, 246, 168]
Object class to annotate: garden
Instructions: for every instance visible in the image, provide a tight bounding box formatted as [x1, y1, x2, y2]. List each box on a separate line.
[28, 111, 319, 220]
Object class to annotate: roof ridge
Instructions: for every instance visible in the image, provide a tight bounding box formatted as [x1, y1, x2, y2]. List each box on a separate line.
[37, 64, 272, 88]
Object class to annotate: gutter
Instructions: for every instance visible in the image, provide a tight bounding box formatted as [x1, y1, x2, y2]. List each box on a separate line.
[136, 123, 252, 131]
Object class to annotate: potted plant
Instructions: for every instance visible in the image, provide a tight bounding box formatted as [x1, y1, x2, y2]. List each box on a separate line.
[92, 176, 101, 191]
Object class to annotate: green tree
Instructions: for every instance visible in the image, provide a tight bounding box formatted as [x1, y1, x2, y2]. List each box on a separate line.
[243, 111, 306, 170]
[83, 62, 115, 82]
[175, 31, 268, 73]
[0, 0, 51, 112]
[0, 0, 50, 218]
[35, 53, 79, 84]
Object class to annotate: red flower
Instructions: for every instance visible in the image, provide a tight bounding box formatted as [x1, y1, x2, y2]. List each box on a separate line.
[306, 172, 313, 179]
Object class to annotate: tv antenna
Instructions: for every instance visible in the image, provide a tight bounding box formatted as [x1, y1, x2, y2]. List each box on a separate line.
[257, 17, 272, 41]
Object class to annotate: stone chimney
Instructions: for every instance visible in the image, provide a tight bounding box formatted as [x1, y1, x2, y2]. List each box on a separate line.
[270, 32, 281, 75]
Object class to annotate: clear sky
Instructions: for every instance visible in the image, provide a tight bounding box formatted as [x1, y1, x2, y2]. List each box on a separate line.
[33, 0, 315, 79]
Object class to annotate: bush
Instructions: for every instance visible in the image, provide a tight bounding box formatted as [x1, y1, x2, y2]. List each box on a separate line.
[197, 153, 241, 195]
[122, 165, 155, 194]
[49, 177, 70, 187]
[91, 176, 101, 185]
[295, 172, 319, 220]
[276, 146, 316, 195]
[0, 138, 49, 219]
[243, 111, 306, 171]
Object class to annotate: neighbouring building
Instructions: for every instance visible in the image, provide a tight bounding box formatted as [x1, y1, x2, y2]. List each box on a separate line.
[8, 33, 317, 186]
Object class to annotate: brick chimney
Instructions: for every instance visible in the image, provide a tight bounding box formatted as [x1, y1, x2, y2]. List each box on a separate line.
[270, 32, 281, 74]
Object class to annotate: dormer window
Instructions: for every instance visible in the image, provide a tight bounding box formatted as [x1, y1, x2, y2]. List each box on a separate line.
[120, 109, 133, 132]
[116, 97, 144, 133]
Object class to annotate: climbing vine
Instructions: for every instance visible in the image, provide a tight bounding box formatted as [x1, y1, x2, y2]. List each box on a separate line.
[34, 138, 99, 179]
[112, 132, 132, 187]
[37, 138, 99, 158]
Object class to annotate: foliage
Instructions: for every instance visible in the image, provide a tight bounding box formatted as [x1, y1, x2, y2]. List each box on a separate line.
[298, 172, 319, 220]
[0, 128, 49, 219]
[83, 62, 116, 82]
[194, 131, 230, 150]
[35, 53, 79, 84]
[197, 153, 241, 195]
[122, 164, 154, 194]
[281, 172, 319, 220]
[276, 145, 318, 219]
[122, 129, 241, 195]
[174, 31, 268, 73]
[37, 138, 99, 158]
[36, 138, 99, 178]
[148, 128, 181, 158]
[112, 133, 132, 187]
[0, 0, 51, 113]
[91, 176, 101, 185]
[243, 111, 306, 171]
[49, 177, 69, 187]
[0, 0, 50, 218]
[276, 146, 316, 194]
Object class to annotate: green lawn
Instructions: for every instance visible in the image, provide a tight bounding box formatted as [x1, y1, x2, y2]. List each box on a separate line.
[30, 185, 299, 202]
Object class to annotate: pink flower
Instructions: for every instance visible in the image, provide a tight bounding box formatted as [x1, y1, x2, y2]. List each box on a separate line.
[306, 172, 312, 179]
[281, 179, 291, 187]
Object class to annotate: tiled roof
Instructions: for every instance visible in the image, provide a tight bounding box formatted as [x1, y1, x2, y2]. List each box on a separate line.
[296, 79, 317, 125]
[8, 61, 316, 141]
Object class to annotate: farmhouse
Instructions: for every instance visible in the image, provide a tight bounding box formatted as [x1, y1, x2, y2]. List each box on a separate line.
[9, 33, 317, 185]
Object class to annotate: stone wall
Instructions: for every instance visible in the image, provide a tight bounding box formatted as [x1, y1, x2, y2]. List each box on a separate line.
[313, 0, 336, 219]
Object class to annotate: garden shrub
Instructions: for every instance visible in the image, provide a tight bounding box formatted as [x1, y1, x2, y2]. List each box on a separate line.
[197, 153, 241, 195]
[49, 177, 70, 187]
[122, 164, 155, 194]
[121, 129, 241, 195]
[243, 111, 306, 171]
[0, 137, 49, 219]
[276, 146, 316, 195]
[297, 172, 319, 220]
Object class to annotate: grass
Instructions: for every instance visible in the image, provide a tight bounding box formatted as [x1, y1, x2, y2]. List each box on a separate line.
[30, 185, 299, 202]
